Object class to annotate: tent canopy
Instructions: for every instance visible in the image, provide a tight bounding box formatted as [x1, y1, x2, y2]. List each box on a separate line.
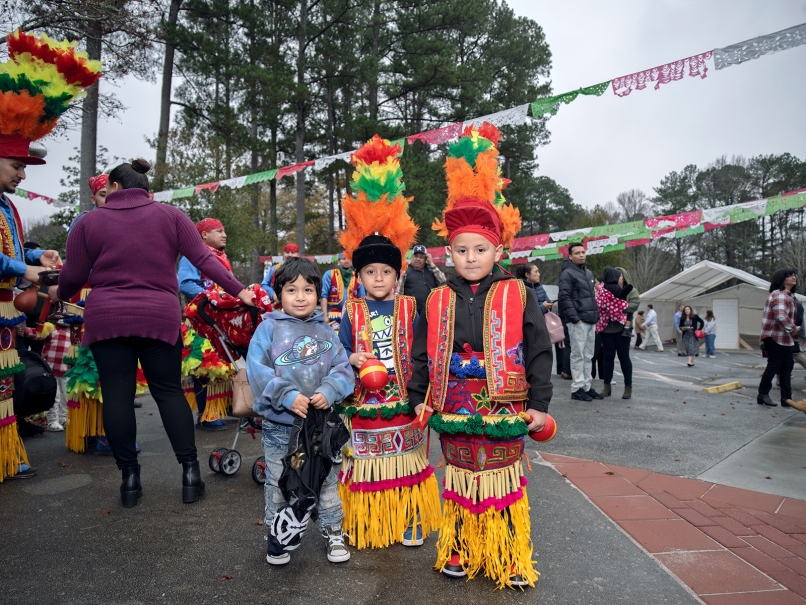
[640, 261, 769, 302]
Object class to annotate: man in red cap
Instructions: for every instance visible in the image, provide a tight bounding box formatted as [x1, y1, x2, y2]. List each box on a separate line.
[260, 243, 300, 305]
[69, 174, 109, 232]
[178, 218, 233, 430]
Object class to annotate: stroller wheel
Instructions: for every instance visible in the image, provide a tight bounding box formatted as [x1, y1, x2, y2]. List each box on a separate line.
[252, 456, 267, 485]
[209, 447, 229, 473]
[220, 449, 242, 476]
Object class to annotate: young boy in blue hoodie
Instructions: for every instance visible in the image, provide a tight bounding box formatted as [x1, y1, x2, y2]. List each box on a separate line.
[247, 258, 354, 566]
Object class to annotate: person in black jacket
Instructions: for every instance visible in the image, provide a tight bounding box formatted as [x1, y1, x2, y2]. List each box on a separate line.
[558, 242, 602, 401]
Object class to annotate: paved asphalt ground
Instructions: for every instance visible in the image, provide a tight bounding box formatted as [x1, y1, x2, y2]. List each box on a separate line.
[2, 349, 803, 604]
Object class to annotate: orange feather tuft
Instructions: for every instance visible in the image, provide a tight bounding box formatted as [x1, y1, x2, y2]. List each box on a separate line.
[498, 204, 522, 248]
[0, 90, 56, 140]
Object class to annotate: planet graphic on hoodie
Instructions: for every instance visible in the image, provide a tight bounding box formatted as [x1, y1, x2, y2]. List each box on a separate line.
[275, 335, 332, 366]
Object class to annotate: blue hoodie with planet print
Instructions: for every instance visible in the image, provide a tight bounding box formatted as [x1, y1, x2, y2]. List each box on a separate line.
[247, 310, 354, 426]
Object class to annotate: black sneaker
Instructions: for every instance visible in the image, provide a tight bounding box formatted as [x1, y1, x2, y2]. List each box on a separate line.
[571, 389, 592, 401]
[586, 388, 604, 400]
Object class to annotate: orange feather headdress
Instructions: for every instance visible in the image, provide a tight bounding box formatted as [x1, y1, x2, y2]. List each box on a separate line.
[338, 135, 418, 272]
[433, 122, 521, 247]
[0, 30, 102, 164]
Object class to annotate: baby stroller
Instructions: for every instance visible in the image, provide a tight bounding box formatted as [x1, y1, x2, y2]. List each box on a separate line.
[185, 285, 273, 484]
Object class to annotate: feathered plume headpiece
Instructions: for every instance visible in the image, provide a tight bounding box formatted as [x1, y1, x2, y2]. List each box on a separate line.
[0, 30, 102, 164]
[433, 122, 521, 248]
[339, 135, 418, 273]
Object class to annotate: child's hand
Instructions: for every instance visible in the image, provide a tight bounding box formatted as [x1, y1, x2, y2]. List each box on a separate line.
[290, 394, 310, 418]
[525, 409, 547, 432]
[349, 352, 376, 368]
[310, 392, 330, 410]
[414, 403, 433, 417]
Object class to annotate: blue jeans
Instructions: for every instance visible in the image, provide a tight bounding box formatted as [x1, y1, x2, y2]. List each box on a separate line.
[261, 421, 343, 530]
[704, 334, 716, 356]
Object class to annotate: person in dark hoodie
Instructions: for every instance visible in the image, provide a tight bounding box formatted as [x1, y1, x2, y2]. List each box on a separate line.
[247, 258, 354, 567]
[558, 242, 602, 401]
[595, 268, 638, 399]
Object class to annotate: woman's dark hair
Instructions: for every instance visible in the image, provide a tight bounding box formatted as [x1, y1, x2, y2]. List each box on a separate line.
[515, 263, 536, 280]
[681, 306, 696, 322]
[108, 159, 151, 192]
[274, 257, 321, 297]
[705, 310, 715, 321]
[770, 268, 798, 292]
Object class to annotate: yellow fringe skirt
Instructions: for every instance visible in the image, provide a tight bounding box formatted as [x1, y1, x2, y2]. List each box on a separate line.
[199, 379, 232, 422]
[65, 396, 105, 453]
[0, 396, 29, 481]
[339, 444, 442, 550]
[435, 461, 538, 589]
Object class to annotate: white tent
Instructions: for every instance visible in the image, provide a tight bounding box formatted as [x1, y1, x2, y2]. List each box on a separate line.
[640, 261, 789, 350]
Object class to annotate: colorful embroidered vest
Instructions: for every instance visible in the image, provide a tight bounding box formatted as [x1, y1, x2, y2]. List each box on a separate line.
[326, 269, 359, 323]
[345, 295, 416, 403]
[425, 279, 529, 411]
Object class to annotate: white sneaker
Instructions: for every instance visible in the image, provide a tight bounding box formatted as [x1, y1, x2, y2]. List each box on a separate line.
[47, 422, 64, 432]
[266, 552, 290, 565]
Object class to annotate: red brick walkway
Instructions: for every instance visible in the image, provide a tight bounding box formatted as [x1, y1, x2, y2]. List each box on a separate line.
[541, 452, 806, 605]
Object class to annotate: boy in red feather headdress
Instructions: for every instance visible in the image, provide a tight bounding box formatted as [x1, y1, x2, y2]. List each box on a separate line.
[407, 123, 553, 589]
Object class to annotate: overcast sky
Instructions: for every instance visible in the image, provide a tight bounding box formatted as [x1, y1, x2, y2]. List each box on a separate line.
[12, 0, 806, 227]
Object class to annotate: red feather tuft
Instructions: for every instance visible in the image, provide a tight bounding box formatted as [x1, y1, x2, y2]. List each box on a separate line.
[351, 134, 401, 166]
[7, 30, 101, 88]
[476, 122, 502, 147]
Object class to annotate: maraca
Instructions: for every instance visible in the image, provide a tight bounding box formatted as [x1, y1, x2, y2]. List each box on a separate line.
[13, 287, 39, 312]
[528, 413, 557, 442]
[359, 358, 388, 391]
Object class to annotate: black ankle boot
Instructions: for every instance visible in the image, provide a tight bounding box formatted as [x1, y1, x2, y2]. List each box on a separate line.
[121, 464, 142, 508]
[182, 460, 205, 503]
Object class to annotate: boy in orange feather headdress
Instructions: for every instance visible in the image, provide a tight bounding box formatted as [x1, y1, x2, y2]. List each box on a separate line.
[407, 123, 553, 589]
[336, 136, 442, 550]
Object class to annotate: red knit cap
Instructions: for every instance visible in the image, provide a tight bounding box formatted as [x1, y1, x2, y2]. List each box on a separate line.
[88, 174, 108, 195]
[444, 198, 502, 247]
[196, 218, 224, 236]
[284, 243, 299, 253]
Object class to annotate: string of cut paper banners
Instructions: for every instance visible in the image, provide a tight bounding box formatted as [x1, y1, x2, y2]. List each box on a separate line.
[11, 22, 806, 265]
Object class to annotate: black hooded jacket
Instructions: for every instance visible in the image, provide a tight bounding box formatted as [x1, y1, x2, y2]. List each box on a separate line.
[407, 272, 553, 412]
[558, 258, 599, 325]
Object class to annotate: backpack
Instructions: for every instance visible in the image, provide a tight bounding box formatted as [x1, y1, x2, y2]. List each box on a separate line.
[14, 348, 58, 417]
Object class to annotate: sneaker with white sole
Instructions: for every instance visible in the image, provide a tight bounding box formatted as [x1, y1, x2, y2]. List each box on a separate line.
[266, 551, 291, 565]
[266, 535, 291, 565]
[323, 523, 350, 563]
[402, 524, 423, 546]
[47, 422, 64, 432]
[441, 553, 466, 577]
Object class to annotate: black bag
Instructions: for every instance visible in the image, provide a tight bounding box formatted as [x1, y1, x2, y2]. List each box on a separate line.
[13, 348, 58, 417]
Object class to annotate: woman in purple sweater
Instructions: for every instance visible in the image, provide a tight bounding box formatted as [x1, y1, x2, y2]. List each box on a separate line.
[57, 159, 251, 508]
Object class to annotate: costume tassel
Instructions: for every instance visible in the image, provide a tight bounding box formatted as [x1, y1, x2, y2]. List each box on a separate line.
[65, 395, 104, 453]
[435, 489, 538, 590]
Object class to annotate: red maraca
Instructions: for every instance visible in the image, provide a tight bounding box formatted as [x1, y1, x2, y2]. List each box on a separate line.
[359, 358, 388, 391]
[528, 413, 557, 442]
[13, 287, 39, 313]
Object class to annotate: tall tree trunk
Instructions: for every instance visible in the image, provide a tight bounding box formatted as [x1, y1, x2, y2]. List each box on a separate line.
[325, 79, 336, 252]
[269, 124, 278, 255]
[367, 0, 382, 129]
[153, 0, 183, 192]
[79, 28, 102, 213]
[295, 0, 309, 253]
[250, 107, 261, 283]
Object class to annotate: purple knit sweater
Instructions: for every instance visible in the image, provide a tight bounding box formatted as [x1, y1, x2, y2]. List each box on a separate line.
[57, 188, 245, 347]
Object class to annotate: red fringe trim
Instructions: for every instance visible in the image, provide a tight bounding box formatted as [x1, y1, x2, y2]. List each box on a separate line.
[441, 476, 528, 514]
[339, 465, 435, 493]
[0, 414, 16, 428]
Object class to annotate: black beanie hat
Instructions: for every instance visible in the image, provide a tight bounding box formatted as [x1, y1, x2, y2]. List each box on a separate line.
[352, 234, 402, 273]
